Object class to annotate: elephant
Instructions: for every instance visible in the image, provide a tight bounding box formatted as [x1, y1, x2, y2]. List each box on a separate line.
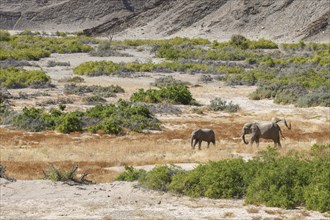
[241, 118, 291, 147]
[191, 128, 215, 150]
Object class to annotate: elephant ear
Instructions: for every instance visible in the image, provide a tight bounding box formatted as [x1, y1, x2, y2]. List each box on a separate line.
[251, 123, 260, 133]
[244, 123, 252, 129]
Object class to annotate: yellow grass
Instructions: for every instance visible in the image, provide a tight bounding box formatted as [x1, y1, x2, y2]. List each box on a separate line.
[1, 110, 329, 183]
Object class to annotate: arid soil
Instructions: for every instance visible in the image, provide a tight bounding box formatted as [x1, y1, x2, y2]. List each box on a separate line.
[1, 44, 330, 219]
[1, 178, 328, 220]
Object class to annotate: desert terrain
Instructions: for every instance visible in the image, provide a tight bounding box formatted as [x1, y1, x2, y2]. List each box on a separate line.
[1, 40, 329, 219]
[0, 0, 329, 218]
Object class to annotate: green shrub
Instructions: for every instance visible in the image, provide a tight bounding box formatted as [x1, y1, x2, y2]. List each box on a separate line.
[63, 84, 124, 97]
[119, 146, 330, 212]
[310, 144, 330, 159]
[273, 85, 308, 105]
[304, 159, 330, 212]
[171, 160, 248, 199]
[1, 35, 93, 61]
[90, 40, 131, 57]
[43, 165, 76, 182]
[248, 38, 278, 49]
[130, 85, 194, 105]
[116, 166, 146, 181]
[58, 76, 85, 83]
[96, 118, 122, 135]
[245, 157, 309, 209]
[296, 87, 330, 107]
[5, 100, 159, 134]
[82, 95, 107, 105]
[230, 35, 249, 49]
[12, 107, 54, 132]
[0, 68, 51, 88]
[0, 30, 10, 41]
[47, 60, 70, 67]
[209, 98, 240, 112]
[139, 165, 183, 191]
[152, 76, 188, 87]
[55, 112, 82, 133]
[73, 61, 120, 76]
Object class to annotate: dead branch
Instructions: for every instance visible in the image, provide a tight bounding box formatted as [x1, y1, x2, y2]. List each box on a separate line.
[0, 164, 16, 182]
[65, 165, 94, 185]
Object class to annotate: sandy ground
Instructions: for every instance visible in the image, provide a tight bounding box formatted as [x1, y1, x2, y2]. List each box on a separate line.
[1, 178, 328, 220]
[1, 42, 330, 219]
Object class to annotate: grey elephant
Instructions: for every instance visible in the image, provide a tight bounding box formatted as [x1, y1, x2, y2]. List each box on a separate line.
[191, 128, 215, 150]
[241, 118, 291, 147]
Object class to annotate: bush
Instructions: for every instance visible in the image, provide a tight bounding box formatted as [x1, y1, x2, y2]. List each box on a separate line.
[130, 85, 194, 105]
[90, 40, 131, 57]
[116, 166, 146, 181]
[139, 165, 183, 191]
[1, 34, 93, 61]
[118, 146, 330, 212]
[4, 100, 160, 134]
[95, 118, 122, 135]
[169, 159, 252, 199]
[12, 107, 54, 132]
[152, 76, 188, 87]
[73, 61, 120, 76]
[209, 98, 240, 112]
[58, 76, 85, 83]
[245, 157, 309, 209]
[273, 85, 308, 105]
[230, 35, 249, 49]
[43, 165, 76, 182]
[296, 87, 330, 107]
[63, 84, 124, 97]
[304, 159, 330, 212]
[0, 68, 50, 89]
[82, 95, 107, 105]
[0, 30, 10, 41]
[47, 60, 70, 67]
[55, 112, 82, 133]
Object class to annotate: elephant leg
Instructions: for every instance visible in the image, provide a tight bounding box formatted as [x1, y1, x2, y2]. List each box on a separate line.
[250, 137, 255, 146]
[207, 141, 210, 148]
[192, 139, 198, 149]
[252, 136, 259, 147]
[274, 136, 281, 148]
[277, 139, 282, 148]
[198, 140, 202, 150]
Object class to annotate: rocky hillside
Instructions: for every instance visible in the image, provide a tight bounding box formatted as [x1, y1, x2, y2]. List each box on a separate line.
[1, 0, 329, 42]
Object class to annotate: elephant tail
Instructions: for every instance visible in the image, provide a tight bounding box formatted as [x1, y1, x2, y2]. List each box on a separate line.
[279, 127, 285, 139]
[191, 137, 194, 148]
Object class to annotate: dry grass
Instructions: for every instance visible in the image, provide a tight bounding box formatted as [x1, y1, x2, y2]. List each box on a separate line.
[1, 110, 329, 183]
[1, 69, 329, 183]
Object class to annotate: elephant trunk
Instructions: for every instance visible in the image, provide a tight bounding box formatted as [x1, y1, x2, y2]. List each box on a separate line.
[242, 133, 249, 145]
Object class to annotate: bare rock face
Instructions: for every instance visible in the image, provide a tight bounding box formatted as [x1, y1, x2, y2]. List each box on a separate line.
[0, 0, 329, 42]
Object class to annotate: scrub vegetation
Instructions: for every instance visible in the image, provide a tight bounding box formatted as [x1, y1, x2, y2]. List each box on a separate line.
[118, 145, 330, 212]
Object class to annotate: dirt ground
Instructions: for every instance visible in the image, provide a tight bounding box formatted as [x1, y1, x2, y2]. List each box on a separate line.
[1, 47, 330, 219]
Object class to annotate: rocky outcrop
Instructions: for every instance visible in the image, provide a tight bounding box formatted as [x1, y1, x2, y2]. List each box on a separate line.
[1, 0, 329, 42]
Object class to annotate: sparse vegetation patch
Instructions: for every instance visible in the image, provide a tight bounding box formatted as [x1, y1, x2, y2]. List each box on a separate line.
[1, 100, 160, 134]
[0, 67, 51, 89]
[118, 146, 330, 212]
